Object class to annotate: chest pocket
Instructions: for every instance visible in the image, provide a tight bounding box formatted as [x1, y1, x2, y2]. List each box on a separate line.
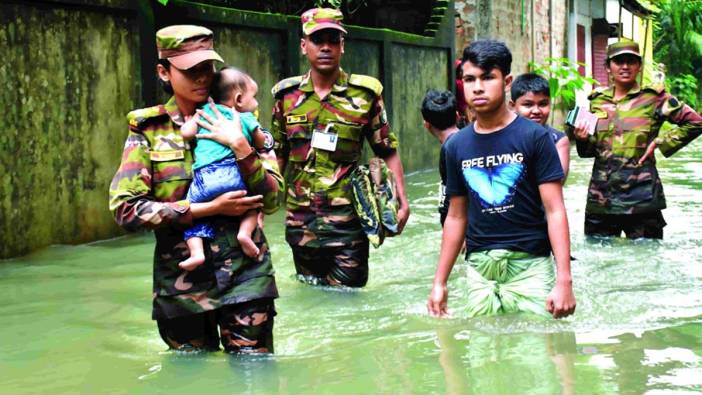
[286, 124, 313, 163]
[327, 122, 363, 163]
[151, 149, 192, 202]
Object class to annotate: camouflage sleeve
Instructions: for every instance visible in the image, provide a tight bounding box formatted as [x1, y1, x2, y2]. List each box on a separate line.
[365, 94, 398, 158]
[238, 149, 282, 215]
[655, 93, 702, 157]
[575, 134, 597, 158]
[270, 98, 289, 160]
[108, 131, 192, 231]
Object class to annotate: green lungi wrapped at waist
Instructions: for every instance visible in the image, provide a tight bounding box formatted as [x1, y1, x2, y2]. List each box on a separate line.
[465, 249, 555, 317]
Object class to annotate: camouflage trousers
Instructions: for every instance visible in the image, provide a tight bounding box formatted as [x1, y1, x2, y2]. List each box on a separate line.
[157, 298, 275, 354]
[291, 239, 369, 287]
[584, 211, 666, 239]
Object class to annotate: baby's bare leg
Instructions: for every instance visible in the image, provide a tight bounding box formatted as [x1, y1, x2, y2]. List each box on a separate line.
[238, 210, 260, 258]
[179, 237, 206, 271]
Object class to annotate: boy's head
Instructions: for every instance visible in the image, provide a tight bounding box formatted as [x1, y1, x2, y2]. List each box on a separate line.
[460, 40, 512, 115]
[421, 90, 457, 133]
[211, 67, 258, 113]
[510, 73, 551, 125]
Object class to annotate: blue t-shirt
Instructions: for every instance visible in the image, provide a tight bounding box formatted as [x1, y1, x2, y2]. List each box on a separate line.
[444, 115, 564, 256]
[192, 105, 259, 170]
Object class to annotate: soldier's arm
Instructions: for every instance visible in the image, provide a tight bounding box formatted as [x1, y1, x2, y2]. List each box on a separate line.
[270, 98, 289, 176]
[109, 130, 193, 231]
[238, 150, 282, 215]
[365, 94, 410, 232]
[655, 93, 702, 157]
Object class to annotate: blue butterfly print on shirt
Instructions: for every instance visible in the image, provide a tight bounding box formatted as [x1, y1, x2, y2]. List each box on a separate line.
[463, 163, 525, 207]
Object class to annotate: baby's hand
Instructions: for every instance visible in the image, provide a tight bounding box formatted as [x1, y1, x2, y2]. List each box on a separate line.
[181, 116, 199, 140]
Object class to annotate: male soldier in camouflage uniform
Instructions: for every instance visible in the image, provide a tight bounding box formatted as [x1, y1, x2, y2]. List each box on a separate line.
[574, 40, 702, 238]
[270, 8, 410, 287]
[109, 25, 282, 353]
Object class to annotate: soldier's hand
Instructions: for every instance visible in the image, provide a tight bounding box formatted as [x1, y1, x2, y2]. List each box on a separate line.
[573, 120, 590, 141]
[396, 203, 410, 234]
[212, 191, 264, 217]
[638, 140, 657, 165]
[427, 283, 449, 318]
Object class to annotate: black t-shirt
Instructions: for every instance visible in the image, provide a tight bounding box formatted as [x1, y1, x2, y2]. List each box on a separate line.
[438, 133, 457, 226]
[547, 126, 567, 144]
[444, 115, 564, 256]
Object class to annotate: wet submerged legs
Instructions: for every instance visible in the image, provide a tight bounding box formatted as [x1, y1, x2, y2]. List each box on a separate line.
[156, 298, 276, 354]
[291, 240, 369, 287]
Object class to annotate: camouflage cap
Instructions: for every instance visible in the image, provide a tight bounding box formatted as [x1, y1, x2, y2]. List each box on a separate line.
[156, 25, 223, 70]
[607, 40, 641, 60]
[301, 8, 347, 36]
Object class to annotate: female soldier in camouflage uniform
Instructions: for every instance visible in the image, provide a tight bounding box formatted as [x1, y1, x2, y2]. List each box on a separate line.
[109, 25, 282, 353]
[574, 41, 702, 239]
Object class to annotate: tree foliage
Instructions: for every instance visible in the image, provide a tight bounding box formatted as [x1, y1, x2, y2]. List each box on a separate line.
[652, 0, 702, 106]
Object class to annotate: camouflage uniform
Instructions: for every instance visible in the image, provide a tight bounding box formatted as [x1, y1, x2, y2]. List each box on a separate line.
[109, 25, 282, 352]
[271, 70, 398, 286]
[577, 53, 702, 237]
[270, 8, 399, 287]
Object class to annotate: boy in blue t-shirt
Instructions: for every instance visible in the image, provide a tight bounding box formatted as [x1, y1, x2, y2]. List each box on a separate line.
[179, 67, 272, 271]
[427, 40, 576, 319]
[510, 73, 570, 182]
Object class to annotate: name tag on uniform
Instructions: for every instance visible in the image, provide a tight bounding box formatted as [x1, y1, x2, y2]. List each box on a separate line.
[150, 149, 184, 161]
[311, 124, 338, 152]
[287, 114, 308, 124]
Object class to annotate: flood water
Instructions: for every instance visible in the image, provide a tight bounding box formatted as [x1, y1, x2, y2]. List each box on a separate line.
[2, 142, 701, 394]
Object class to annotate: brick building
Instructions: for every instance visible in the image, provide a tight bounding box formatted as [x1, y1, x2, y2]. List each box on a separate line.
[454, 0, 569, 75]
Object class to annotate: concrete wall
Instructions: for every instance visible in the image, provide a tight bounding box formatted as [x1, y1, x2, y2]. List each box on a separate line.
[390, 45, 449, 170]
[0, 2, 141, 258]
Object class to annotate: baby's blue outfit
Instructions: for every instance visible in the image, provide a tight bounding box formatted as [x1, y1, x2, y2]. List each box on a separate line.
[184, 105, 260, 240]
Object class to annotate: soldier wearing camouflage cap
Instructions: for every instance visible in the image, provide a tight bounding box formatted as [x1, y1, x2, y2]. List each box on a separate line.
[109, 25, 282, 353]
[574, 39, 702, 238]
[270, 8, 410, 287]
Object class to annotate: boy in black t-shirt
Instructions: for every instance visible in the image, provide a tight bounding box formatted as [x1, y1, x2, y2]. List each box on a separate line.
[421, 90, 460, 226]
[427, 40, 576, 319]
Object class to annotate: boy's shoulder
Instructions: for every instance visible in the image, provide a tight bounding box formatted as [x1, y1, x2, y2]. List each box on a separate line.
[513, 115, 550, 139]
[444, 125, 474, 151]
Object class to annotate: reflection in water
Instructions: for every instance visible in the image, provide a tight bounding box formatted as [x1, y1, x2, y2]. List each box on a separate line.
[436, 324, 576, 395]
[0, 143, 701, 393]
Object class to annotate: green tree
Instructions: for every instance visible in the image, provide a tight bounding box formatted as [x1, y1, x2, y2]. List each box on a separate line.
[652, 0, 702, 104]
[529, 58, 598, 112]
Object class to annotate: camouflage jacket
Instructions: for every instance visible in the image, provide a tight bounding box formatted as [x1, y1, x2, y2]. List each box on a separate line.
[270, 70, 398, 248]
[109, 97, 282, 319]
[576, 84, 702, 214]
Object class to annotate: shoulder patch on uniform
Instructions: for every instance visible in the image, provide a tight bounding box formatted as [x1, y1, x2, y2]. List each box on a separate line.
[643, 83, 665, 94]
[587, 86, 607, 100]
[127, 105, 167, 132]
[348, 74, 383, 96]
[658, 94, 683, 117]
[272, 76, 303, 98]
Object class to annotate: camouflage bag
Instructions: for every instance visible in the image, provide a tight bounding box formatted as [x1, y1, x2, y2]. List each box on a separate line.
[350, 157, 400, 248]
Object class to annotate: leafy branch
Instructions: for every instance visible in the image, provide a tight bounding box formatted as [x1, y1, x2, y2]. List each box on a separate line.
[528, 57, 598, 111]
